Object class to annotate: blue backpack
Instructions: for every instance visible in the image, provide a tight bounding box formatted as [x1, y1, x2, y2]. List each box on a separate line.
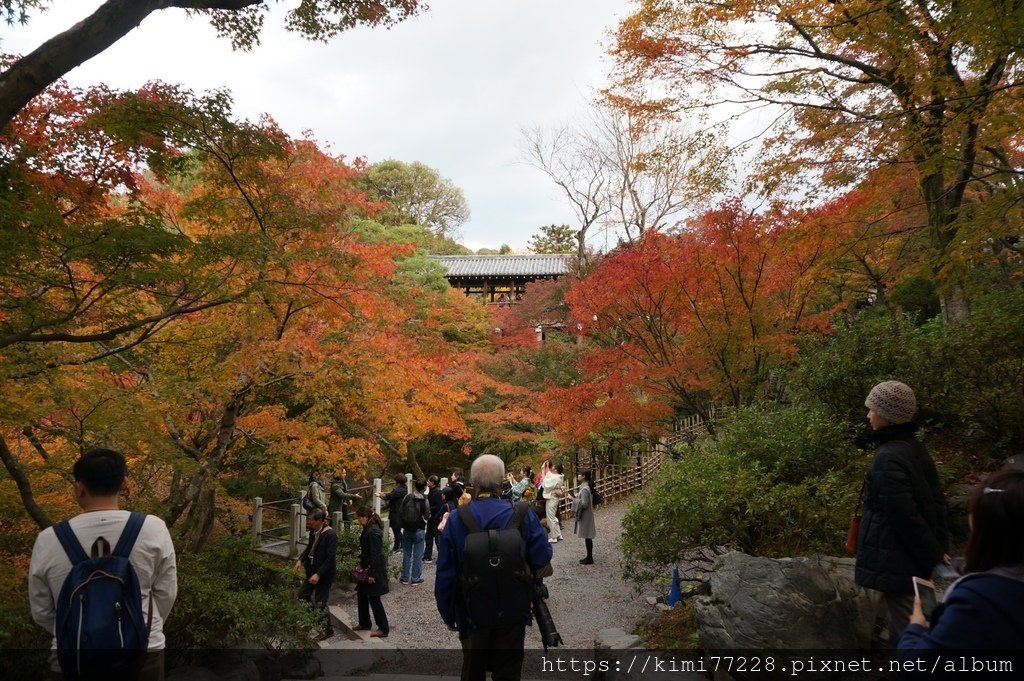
[52, 512, 151, 680]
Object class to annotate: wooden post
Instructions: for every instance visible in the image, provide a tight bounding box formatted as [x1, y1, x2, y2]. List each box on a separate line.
[289, 502, 301, 559]
[406, 473, 414, 494]
[373, 478, 382, 516]
[251, 496, 263, 548]
[332, 511, 344, 530]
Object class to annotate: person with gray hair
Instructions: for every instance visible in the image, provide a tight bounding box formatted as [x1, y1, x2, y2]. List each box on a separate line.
[435, 454, 553, 680]
[855, 380, 949, 647]
[470, 453, 505, 491]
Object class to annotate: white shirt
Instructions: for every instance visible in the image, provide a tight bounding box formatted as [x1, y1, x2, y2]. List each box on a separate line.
[28, 510, 178, 649]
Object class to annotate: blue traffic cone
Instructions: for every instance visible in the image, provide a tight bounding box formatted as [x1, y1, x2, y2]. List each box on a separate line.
[667, 566, 682, 607]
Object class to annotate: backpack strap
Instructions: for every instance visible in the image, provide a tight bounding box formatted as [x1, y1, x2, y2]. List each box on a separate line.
[52, 520, 89, 566]
[457, 503, 480, 533]
[112, 512, 146, 559]
[507, 501, 529, 530]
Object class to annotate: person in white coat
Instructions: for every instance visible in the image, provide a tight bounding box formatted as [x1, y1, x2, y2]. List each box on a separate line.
[541, 462, 565, 542]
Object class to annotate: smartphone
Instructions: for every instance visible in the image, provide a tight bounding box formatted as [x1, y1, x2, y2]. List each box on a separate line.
[913, 577, 938, 619]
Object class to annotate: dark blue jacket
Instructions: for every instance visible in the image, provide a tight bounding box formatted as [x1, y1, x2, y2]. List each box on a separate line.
[897, 572, 1024, 677]
[434, 496, 552, 634]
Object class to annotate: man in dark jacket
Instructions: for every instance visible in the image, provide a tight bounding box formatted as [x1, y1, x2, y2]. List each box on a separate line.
[423, 475, 443, 563]
[855, 381, 949, 646]
[399, 478, 431, 585]
[294, 508, 338, 640]
[328, 467, 360, 528]
[377, 473, 408, 553]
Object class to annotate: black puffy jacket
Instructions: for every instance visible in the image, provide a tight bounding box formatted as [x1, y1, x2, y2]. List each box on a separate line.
[854, 422, 949, 594]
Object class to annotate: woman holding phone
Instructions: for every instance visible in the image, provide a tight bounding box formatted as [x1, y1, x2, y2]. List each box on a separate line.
[897, 468, 1024, 655]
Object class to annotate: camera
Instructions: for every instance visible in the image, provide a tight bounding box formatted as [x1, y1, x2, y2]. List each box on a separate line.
[531, 580, 563, 650]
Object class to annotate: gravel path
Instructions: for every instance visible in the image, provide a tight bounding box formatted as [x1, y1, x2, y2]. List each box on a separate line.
[328, 499, 658, 650]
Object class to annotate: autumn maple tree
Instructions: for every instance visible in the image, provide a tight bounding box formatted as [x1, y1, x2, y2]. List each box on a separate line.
[610, 0, 1024, 321]
[540, 200, 832, 442]
[0, 79, 478, 548]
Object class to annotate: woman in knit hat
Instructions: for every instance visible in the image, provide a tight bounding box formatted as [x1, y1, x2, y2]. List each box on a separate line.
[855, 380, 950, 647]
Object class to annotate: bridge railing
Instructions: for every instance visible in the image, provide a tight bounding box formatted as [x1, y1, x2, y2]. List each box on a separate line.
[251, 480, 380, 558]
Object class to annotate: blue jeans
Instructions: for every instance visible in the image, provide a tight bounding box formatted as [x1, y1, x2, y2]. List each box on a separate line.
[401, 528, 425, 581]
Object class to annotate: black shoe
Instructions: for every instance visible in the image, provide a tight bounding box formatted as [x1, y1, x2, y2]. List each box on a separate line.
[423, 556, 433, 563]
[579, 557, 594, 564]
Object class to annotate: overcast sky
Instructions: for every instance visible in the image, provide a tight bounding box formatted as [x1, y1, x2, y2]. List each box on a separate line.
[3, 0, 632, 251]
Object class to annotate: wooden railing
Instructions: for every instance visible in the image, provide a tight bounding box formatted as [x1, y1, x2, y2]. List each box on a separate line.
[251, 481, 377, 558]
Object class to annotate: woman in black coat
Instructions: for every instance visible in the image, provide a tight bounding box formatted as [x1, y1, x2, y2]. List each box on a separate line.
[377, 473, 407, 553]
[855, 381, 948, 645]
[354, 506, 390, 638]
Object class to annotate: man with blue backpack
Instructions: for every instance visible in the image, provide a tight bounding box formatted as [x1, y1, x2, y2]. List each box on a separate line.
[29, 448, 178, 680]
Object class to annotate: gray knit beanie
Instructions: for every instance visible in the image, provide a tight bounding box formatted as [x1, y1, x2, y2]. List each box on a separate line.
[865, 381, 917, 425]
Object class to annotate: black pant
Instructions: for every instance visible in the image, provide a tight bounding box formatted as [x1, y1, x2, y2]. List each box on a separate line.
[298, 577, 333, 633]
[390, 525, 402, 552]
[460, 624, 526, 681]
[424, 517, 440, 559]
[356, 588, 389, 633]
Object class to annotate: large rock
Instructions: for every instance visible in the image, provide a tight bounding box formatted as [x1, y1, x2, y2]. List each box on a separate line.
[694, 552, 875, 649]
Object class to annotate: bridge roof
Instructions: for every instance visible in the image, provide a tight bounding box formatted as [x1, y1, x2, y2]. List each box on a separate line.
[430, 254, 572, 278]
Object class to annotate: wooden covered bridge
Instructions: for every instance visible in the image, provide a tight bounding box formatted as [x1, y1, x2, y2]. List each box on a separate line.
[430, 254, 572, 304]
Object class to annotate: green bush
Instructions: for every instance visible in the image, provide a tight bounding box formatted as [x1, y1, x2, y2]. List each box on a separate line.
[621, 404, 864, 583]
[926, 290, 1024, 455]
[164, 536, 319, 651]
[792, 290, 1024, 461]
[789, 309, 927, 425]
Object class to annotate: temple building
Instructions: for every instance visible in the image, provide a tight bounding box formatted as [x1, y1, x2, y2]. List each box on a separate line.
[430, 254, 572, 303]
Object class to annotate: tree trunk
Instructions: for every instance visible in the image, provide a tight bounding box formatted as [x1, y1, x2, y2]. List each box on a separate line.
[0, 0, 165, 131]
[0, 0, 265, 131]
[164, 394, 243, 527]
[939, 284, 971, 325]
[0, 434, 54, 528]
[180, 488, 217, 552]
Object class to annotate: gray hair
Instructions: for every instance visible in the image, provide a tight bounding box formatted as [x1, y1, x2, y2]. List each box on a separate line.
[470, 454, 505, 493]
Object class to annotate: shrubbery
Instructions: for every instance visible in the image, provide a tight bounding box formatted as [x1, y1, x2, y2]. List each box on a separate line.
[164, 535, 320, 651]
[621, 404, 863, 583]
[793, 289, 1024, 464]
